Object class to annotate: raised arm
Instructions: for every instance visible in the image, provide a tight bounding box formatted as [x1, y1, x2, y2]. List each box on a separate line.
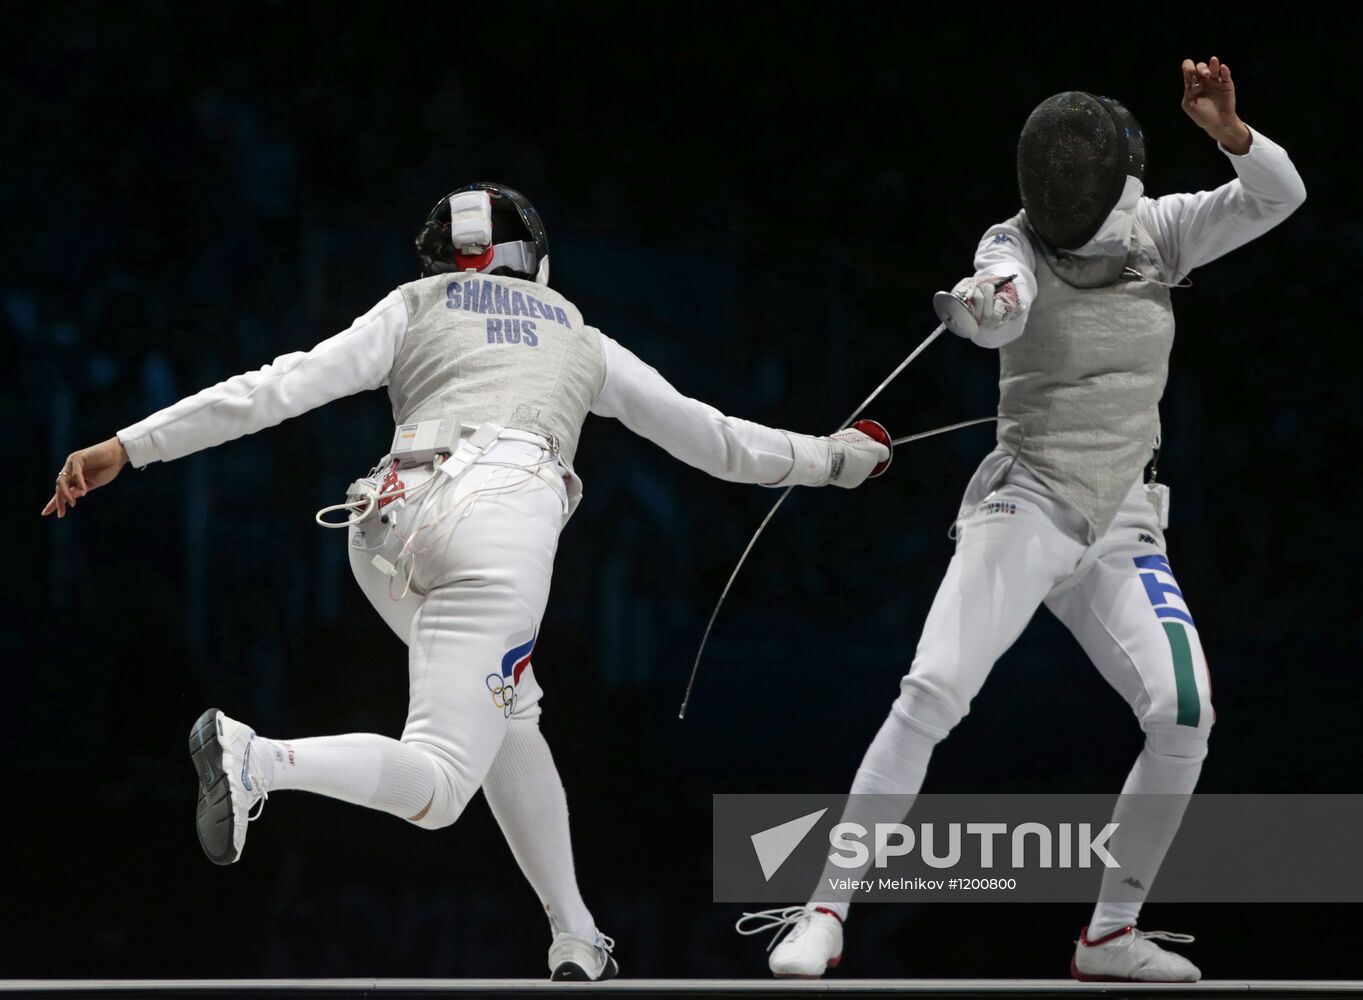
[43, 289, 408, 518]
[589, 335, 887, 489]
[1143, 57, 1307, 278]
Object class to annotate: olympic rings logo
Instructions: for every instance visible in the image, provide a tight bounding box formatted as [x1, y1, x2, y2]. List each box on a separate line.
[486, 673, 517, 717]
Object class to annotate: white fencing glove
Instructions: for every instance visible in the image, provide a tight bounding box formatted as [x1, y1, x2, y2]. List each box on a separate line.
[939, 274, 1022, 339]
[781, 429, 890, 489]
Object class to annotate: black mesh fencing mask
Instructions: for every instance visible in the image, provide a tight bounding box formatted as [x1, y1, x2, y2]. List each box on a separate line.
[1017, 92, 1146, 251]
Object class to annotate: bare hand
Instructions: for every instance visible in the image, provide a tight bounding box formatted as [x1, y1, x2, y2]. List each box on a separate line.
[42, 436, 130, 518]
[1181, 56, 1251, 154]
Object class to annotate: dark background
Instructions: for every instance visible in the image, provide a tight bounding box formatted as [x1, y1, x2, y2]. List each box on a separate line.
[5, 1, 1359, 982]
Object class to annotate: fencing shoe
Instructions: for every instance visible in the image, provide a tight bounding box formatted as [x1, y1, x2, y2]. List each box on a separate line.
[189, 708, 268, 865]
[548, 930, 617, 981]
[1071, 925, 1200, 982]
[737, 905, 844, 978]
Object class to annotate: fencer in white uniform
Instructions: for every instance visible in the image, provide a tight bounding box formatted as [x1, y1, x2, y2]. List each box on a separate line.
[43, 183, 889, 981]
[740, 60, 1305, 982]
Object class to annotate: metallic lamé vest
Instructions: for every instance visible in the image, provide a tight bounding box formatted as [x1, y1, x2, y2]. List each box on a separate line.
[389, 272, 606, 467]
[996, 212, 1174, 539]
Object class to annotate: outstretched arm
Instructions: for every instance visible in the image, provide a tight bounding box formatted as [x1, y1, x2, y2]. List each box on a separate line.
[1143, 57, 1306, 278]
[43, 289, 408, 518]
[937, 226, 1036, 349]
[589, 335, 886, 489]
[42, 437, 131, 519]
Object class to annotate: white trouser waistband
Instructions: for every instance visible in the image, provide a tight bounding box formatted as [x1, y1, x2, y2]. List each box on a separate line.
[491, 427, 557, 448]
[436, 425, 579, 524]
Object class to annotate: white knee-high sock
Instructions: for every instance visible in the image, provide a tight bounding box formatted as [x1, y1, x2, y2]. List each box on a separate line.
[482, 722, 596, 939]
[813, 703, 944, 922]
[255, 733, 437, 821]
[1088, 744, 1204, 937]
[848, 701, 941, 798]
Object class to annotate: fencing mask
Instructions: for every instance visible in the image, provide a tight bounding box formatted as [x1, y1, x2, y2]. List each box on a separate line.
[1017, 91, 1146, 253]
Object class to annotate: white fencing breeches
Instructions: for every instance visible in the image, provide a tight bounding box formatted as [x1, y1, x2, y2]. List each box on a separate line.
[814, 450, 1214, 924]
[258, 441, 598, 937]
[345, 444, 565, 825]
[898, 450, 1213, 754]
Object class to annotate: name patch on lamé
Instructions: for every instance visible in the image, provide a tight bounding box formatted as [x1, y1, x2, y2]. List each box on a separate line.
[486, 318, 538, 346]
[446, 279, 571, 328]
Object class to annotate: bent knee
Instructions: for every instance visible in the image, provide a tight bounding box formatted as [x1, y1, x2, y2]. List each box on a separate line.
[407, 790, 465, 831]
[1139, 671, 1213, 759]
[402, 743, 472, 831]
[1143, 715, 1213, 761]
[893, 677, 968, 743]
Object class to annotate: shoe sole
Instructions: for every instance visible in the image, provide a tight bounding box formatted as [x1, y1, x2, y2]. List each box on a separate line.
[550, 955, 618, 982]
[773, 954, 841, 979]
[1070, 955, 1197, 983]
[189, 707, 239, 866]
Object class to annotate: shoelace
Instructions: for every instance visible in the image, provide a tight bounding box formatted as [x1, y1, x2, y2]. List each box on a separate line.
[734, 907, 807, 952]
[580, 931, 614, 973]
[242, 739, 269, 822]
[1138, 930, 1195, 944]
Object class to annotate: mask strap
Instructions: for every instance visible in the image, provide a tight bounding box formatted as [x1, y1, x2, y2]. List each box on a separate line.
[486, 240, 540, 278]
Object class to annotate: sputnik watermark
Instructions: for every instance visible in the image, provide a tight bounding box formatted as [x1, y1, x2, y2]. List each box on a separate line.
[831, 877, 951, 893]
[827, 821, 1119, 870]
[715, 793, 1363, 903]
[827, 877, 1019, 894]
[747, 810, 1119, 884]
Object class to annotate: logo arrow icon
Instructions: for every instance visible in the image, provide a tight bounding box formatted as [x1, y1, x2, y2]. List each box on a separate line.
[751, 808, 828, 881]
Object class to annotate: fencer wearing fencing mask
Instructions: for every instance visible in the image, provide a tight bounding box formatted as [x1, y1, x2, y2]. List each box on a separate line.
[994, 90, 1174, 538]
[1017, 91, 1147, 288]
